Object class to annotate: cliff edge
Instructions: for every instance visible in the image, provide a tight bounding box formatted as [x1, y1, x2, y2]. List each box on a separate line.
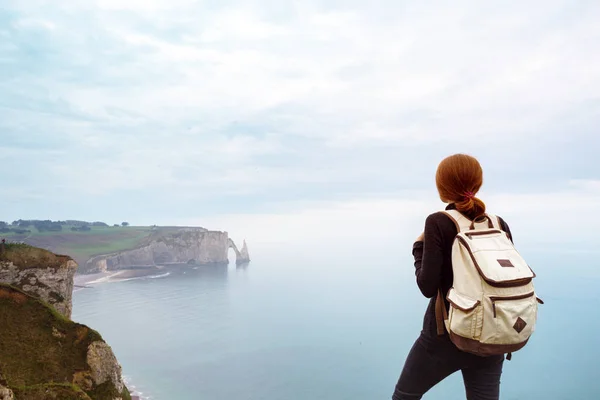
[0, 244, 130, 400]
[0, 244, 77, 319]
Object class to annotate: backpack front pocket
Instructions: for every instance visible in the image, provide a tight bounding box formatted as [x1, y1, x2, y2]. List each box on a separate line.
[489, 291, 537, 344]
[446, 288, 483, 340]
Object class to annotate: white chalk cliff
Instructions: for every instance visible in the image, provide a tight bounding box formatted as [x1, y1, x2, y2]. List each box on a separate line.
[86, 229, 250, 273]
[0, 256, 77, 319]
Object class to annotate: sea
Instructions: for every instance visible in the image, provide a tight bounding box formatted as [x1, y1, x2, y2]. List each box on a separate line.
[72, 248, 600, 400]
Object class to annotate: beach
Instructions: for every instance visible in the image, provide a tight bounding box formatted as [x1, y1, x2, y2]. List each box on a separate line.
[74, 266, 169, 289]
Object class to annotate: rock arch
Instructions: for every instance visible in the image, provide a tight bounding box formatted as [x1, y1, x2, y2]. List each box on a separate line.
[228, 239, 250, 265]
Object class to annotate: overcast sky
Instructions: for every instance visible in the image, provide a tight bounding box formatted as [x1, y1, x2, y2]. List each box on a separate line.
[1, 0, 599, 249]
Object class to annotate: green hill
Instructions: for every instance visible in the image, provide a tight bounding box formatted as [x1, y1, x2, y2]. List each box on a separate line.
[0, 283, 131, 400]
[0, 220, 244, 275]
[3, 224, 164, 271]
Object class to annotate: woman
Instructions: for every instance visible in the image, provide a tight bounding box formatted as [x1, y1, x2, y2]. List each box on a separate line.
[392, 154, 513, 400]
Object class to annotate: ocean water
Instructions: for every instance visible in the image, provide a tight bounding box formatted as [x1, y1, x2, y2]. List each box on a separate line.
[72, 248, 600, 400]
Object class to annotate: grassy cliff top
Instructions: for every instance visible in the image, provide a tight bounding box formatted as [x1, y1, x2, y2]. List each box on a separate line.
[2, 225, 223, 273]
[2, 226, 152, 268]
[0, 243, 72, 270]
[0, 284, 130, 400]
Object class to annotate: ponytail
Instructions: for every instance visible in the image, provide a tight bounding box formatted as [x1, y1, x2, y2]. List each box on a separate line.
[455, 194, 486, 218]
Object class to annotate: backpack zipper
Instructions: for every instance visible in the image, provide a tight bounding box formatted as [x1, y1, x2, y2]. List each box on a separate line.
[463, 229, 504, 238]
[489, 291, 535, 318]
[446, 296, 481, 312]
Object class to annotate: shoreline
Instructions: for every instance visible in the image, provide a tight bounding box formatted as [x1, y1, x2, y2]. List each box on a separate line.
[73, 273, 157, 400]
[73, 266, 167, 288]
[73, 261, 232, 288]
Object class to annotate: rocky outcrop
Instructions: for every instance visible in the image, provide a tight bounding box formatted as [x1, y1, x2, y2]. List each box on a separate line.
[0, 247, 77, 319]
[0, 283, 131, 400]
[0, 244, 131, 400]
[86, 341, 125, 393]
[86, 229, 249, 273]
[228, 239, 250, 265]
[0, 384, 13, 400]
[239, 240, 250, 263]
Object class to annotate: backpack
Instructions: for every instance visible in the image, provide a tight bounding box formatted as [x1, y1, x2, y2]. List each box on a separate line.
[434, 210, 543, 360]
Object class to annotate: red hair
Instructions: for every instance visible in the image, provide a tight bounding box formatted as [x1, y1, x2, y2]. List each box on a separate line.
[435, 154, 485, 218]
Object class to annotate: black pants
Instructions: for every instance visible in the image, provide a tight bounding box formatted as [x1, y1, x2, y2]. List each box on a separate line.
[392, 332, 504, 400]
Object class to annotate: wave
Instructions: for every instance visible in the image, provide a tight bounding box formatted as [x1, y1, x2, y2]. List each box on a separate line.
[149, 272, 171, 279]
[116, 272, 171, 283]
[74, 271, 173, 291]
[123, 376, 151, 400]
[85, 272, 124, 285]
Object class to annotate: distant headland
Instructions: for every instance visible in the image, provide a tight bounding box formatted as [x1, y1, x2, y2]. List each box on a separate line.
[1, 219, 250, 275]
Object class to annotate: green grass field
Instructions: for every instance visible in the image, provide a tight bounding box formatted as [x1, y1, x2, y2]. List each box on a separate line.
[2, 226, 155, 268]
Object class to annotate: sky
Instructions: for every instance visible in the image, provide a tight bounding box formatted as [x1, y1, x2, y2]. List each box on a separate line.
[1, 0, 599, 250]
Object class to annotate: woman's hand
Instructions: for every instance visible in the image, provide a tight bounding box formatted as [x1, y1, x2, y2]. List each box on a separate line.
[415, 232, 424, 242]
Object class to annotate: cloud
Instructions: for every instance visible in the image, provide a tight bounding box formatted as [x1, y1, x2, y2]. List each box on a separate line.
[182, 182, 600, 255]
[569, 179, 600, 191]
[0, 0, 599, 230]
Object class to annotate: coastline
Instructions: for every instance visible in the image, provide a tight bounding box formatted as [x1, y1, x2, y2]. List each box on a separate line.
[74, 266, 167, 289]
[74, 272, 161, 400]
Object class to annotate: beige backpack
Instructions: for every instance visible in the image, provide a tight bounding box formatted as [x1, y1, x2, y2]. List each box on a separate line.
[435, 210, 543, 360]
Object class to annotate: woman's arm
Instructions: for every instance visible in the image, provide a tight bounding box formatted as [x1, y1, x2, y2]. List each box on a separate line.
[413, 213, 445, 298]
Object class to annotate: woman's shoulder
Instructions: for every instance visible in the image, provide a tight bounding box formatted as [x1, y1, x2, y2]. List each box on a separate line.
[489, 213, 510, 229]
[424, 210, 461, 232]
[426, 210, 455, 222]
[496, 214, 509, 226]
[494, 215, 513, 241]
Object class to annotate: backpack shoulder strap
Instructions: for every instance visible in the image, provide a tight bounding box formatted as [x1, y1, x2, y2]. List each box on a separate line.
[441, 210, 471, 233]
[486, 213, 501, 230]
[435, 210, 467, 336]
[443, 210, 501, 232]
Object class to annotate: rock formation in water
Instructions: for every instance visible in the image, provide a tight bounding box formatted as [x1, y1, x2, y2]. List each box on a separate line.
[229, 239, 250, 265]
[239, 240, 250, 263]
[86, 228, 249, 273]
[0, 244, 130, 400]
